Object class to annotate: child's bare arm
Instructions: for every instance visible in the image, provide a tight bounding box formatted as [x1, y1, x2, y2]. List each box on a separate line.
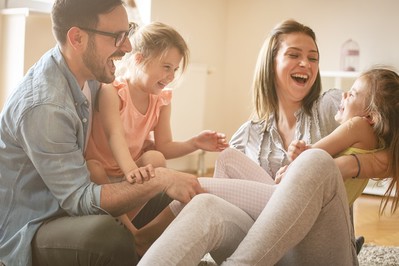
[154, 104, 228, 159]
[98, 85, 142, 183]
[312, 117, 376, 156]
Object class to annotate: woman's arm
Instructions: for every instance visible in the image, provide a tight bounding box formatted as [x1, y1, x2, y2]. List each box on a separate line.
[335, 150, 389, 180]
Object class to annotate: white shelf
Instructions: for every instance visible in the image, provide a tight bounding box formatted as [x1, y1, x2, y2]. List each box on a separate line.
[320, 70, 359, 89]
[320, 70, 360, 78]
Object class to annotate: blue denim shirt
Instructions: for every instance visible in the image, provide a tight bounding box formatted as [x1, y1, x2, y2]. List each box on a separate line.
[0, 46, 106, 266]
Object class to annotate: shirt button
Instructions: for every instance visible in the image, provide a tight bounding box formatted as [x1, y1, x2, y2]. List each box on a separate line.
[84, 101, 88, 106]
[82, 118, 88, 123]
[75, 102, 78, 106]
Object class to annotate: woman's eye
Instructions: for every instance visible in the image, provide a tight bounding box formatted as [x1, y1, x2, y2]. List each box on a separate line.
[309, 57, 319, 62]
[288, 54, 298, 58]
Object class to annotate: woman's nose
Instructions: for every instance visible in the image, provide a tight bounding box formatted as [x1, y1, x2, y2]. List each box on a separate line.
[299, 59, 310, 68]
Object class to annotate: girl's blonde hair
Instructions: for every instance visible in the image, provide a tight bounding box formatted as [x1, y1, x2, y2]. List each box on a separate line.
[116, 21, 189, 79]
[361, 66, 399, 214]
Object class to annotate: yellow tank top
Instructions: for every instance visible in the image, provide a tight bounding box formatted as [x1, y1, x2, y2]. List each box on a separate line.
[340, 147, 379, 205]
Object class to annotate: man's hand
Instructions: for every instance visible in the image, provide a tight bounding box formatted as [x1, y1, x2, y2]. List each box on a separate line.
[156, 168, 205, 204]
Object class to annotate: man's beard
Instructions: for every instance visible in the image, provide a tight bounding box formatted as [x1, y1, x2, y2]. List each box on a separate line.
[82, 39, 114, 84]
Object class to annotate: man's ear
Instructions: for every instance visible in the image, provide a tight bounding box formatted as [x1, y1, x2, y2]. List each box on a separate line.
[67, 27, 86, 50]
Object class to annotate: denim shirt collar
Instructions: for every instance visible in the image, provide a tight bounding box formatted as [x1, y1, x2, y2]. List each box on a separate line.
[51, 45, 87, 106]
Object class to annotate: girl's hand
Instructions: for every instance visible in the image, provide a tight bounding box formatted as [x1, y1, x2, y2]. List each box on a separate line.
[126, 164, 155, 184]
[287, 140, 310, 162]
[195, 130, 229, 152]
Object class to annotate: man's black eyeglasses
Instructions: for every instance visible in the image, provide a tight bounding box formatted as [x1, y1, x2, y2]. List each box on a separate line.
[79, 22, 138, 47]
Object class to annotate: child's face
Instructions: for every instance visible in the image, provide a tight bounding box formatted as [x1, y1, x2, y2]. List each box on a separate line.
[335, 77, 369, 124]
[140, 47, 182, 95]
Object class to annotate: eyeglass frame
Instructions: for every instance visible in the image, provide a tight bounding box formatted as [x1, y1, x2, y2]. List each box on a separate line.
[79, 22, 138, 47]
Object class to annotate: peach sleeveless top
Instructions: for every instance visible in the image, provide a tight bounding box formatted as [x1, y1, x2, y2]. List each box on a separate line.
[85, 78, 172, 177]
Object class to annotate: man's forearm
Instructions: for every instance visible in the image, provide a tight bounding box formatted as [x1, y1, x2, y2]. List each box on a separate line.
[100, 178, 164, 217]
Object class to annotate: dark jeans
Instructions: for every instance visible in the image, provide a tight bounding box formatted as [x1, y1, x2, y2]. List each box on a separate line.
[32, 193, 172, 266]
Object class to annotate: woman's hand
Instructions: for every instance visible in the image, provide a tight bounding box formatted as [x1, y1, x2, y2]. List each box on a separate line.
[275, 165, 288, 184]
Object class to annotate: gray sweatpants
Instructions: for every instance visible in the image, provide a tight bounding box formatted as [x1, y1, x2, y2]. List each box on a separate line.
[31, 192, 171, 266]
[139, 149, 358, 266]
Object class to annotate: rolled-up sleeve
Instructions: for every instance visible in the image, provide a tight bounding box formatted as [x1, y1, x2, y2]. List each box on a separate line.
[230, 121, 252, 153]
[17, 104, 106, 215]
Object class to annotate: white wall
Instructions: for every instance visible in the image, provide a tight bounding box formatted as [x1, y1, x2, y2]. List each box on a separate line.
[224, 0, 399, 136]
[151, 0, 399, 171]
[1, 1, 397, 172]
[0, 9, 54, 107]
[151, 0, 229, 170]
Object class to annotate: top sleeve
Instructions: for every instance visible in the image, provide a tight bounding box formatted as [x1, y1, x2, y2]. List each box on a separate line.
[318, 88, 342, 137]
[229, 121, 252, 154]
[159, 89, 173, 106]
[17, 104, 105, 216]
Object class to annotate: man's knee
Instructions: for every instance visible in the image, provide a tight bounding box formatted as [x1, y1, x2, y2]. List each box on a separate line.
[32, 215, 138, 266]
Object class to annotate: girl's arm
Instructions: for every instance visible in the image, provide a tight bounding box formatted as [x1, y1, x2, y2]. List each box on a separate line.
[98, 85, 152, 182]
[153, 104, 228, 159]
[312, 116, 376, 155]
[288, 117, 375, 161]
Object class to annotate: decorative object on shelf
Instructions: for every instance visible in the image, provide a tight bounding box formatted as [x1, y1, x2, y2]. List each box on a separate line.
[340, 39, 360, 72]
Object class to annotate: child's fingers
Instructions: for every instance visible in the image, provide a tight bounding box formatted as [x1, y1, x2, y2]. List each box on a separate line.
[126, 174, 137, 184]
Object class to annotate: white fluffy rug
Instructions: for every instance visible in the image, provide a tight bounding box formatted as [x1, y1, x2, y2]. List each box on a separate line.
[199, 244, 399, 266]
[358, 244, 399, 266]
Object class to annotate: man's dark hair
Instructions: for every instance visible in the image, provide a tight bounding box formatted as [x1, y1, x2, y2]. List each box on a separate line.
[51, 0, 124, 44]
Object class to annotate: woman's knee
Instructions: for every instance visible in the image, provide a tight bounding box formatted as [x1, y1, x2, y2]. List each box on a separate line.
[296, 149, 336, 172]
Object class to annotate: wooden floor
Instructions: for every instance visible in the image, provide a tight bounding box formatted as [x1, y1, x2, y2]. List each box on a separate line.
[353, 194, 399, 246]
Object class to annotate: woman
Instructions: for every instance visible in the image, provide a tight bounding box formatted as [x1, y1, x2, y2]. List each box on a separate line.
[137, 20, 390, 266]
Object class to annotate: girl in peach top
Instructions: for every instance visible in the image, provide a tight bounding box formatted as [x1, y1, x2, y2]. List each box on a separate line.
[85, 22, 228, 235]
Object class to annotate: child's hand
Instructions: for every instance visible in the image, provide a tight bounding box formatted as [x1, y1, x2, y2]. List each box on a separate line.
[126, 164, 155, 184]
[287, 140, 309, 162]
[195, 130, 229, 152]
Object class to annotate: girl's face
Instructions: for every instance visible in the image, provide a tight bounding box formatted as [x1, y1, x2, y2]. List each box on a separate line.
[335, 77, 369, 124]
[138, 47, 182, 95]
[274, 32, 319, 105]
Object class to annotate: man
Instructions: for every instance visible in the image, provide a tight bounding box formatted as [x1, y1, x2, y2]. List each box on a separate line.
[0, 0, 202, 265]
